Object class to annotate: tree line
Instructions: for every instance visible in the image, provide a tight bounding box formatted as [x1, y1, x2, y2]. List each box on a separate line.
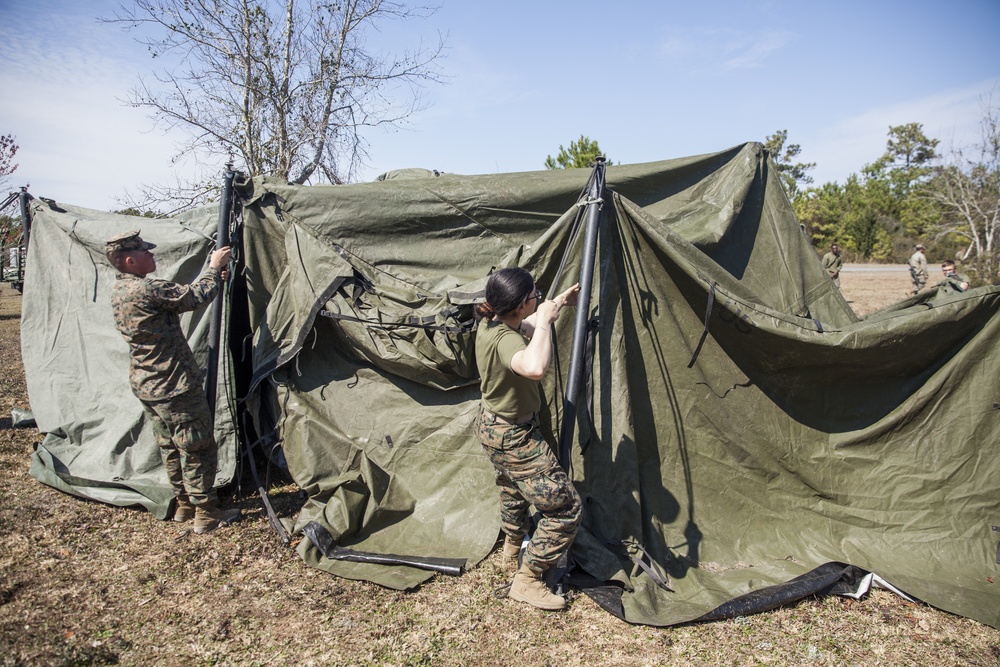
[769, 111, 998, 286]
[0, 133, 21, 260]
[547, 110, 999, 287]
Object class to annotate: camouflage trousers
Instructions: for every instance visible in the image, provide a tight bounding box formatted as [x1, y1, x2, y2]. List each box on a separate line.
[141, 388, 219, 506]
[476, 407, 582, 575]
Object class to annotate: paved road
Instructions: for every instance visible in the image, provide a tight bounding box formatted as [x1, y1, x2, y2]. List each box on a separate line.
[840, 264, 908, 273]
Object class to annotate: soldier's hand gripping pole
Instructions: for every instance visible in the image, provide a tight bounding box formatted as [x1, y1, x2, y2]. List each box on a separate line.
[557, 157, 606, 470]
[205, 164, 237, 420]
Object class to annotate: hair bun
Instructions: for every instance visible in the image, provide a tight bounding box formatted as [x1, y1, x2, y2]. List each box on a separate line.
[474, 302, 496, 318]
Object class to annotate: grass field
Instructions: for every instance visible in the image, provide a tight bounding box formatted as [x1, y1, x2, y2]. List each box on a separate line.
[1, 268, 998, 667]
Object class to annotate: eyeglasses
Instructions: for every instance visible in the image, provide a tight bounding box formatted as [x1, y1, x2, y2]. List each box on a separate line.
[524, 289, 543, 304]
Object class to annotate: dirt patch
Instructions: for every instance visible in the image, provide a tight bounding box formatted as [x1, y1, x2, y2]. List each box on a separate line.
[839, 264, 916, 317]
[1, 277, 998, 666]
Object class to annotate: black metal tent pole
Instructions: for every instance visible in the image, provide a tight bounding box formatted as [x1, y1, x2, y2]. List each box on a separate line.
[0, 192, 19, 213]
[556, 157, 606, 470]
[17, 187, 31, 249]
[205, 164, 237, 418]
[17, 188, 32, 287]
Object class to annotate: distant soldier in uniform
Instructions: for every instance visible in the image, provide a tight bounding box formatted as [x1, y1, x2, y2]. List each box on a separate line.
[908, 244, 928, 295]
[938, 260, 970, 293]
[822, 243, 843, 288]
[106, 230, 240, 534]
[474, 268, 581, 611]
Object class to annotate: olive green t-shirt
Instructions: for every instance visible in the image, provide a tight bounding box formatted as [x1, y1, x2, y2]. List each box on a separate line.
[476, 318, 541, 418]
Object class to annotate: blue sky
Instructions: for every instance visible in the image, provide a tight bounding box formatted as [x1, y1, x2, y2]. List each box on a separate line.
[1, 0, 998, 211]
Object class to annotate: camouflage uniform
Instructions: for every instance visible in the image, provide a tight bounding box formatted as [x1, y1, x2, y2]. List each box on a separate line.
[142, 388, 218, 504]
[908, 249, 928, 293]
[822, 250, 843, 288]
[936, 272, 971, 295]
[476, 409, 582, 575]
[107, 230, 223, 506]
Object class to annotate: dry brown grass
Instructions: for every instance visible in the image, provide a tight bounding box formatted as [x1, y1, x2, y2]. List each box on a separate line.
[1, 272, 998, 667]
[838, 264, 917, 317]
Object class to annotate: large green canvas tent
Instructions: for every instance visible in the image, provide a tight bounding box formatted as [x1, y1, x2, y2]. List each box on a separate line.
[22, 143, 1000, 628]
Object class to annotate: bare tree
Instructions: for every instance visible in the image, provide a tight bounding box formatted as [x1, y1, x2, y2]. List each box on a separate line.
[925, 94, 1000, 284]
[106, 0, 444, 211]
[0, 133, 19, 191]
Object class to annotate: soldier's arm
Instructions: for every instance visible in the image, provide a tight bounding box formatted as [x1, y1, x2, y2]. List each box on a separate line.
[147, 269, 222, 312]
[148, 246, 230, 312]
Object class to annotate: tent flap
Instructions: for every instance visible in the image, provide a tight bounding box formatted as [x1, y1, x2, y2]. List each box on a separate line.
[22, 199, 238, 519]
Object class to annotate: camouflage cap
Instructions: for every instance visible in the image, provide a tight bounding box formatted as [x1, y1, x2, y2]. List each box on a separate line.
[106, 230, 156, 254]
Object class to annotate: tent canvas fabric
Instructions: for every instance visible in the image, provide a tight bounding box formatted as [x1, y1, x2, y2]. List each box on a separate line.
[22, 203, 238, 519]
[22, 143, 1000, 628]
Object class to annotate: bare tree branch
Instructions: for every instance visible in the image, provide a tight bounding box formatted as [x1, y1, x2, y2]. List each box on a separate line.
[0, 134, 19, 191]
[104, 0, 444, 210]
[923, 91, 1000, 283]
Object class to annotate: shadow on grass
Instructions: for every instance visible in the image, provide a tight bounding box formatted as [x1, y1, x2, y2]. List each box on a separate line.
[231, 483, 306, 527]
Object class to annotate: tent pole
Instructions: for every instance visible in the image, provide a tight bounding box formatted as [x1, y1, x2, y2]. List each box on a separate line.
[205, 164, 237, 419]
[556, 158, 606, 470]
[17, 188, 30, 249]
[17, 188, 31, 288]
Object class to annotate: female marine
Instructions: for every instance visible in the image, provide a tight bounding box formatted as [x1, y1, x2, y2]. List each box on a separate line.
[474, 267, 582, 611]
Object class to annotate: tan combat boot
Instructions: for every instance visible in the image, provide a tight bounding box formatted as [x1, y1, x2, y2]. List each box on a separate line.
[173, 495, 195, 523]
[193, 499, 241, 534]
[502, 534, 523, 561]
[508, 563, 566, 611]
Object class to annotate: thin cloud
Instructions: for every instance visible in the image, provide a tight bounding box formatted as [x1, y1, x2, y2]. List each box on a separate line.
[721, 30, 796, 70]
[658, 28, 795, 74]
[0, 15, 188, 209]
[806, 80, 998, 185]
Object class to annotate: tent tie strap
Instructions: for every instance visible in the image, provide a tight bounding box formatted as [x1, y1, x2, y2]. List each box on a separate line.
[688, 281, 717, 368]
[623, 539, 673, 592]
[492, 583, 513, 599]
[580, 317, 600, 455]
[302, 521, 466, 576]
[243, 426, 290, 545]
[319, 309, 474, 334]
[576, 197, 604, 207]
[241, 333, 253, 362]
